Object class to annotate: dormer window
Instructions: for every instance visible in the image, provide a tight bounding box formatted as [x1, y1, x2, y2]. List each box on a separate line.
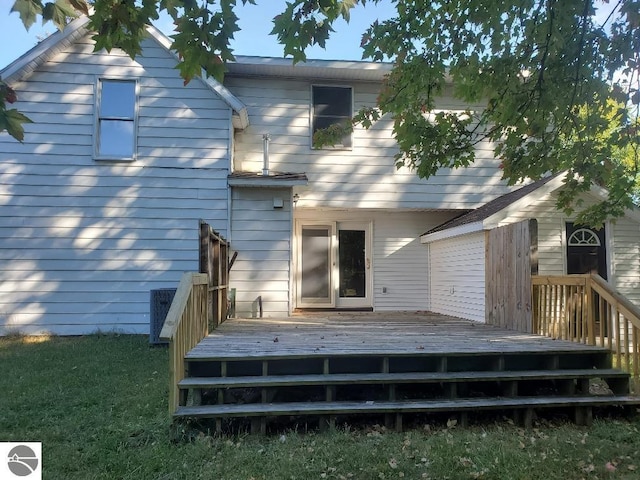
[95, 79, 137, 160]
[311, 85, 352, 148]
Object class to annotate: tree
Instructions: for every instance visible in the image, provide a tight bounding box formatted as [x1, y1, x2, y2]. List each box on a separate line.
[3, 0, 639, 225]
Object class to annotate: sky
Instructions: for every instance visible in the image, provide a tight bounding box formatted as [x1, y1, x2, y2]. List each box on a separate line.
[0, 1, 618, 70]
[0, 1, 396, 69]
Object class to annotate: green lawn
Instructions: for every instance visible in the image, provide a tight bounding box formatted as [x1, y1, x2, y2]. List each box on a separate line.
[1, 334, 639, 480]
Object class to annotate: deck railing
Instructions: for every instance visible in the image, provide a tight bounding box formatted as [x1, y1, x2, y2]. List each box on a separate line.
[159, 272, 209, 414]
[532, 274, 640, 392]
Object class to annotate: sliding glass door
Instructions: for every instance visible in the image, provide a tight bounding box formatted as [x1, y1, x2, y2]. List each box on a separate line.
[297, 221, 371, 309]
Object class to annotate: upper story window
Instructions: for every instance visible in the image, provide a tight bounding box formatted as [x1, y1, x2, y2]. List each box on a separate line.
[95, 79, 137, 160]
[311, 85, 352, 148]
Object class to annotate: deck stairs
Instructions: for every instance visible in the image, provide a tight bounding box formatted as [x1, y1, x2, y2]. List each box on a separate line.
[173, 347, 639, 433]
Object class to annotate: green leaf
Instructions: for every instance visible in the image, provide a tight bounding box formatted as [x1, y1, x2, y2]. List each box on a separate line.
[42, 0, 78, 30]
[0, 109, 33, 143]
[67, 0, 89, 15]
[11, 0, 43, 30]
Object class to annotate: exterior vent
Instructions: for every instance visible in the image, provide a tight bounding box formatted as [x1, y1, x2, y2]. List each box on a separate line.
[150, 288, 177, 345]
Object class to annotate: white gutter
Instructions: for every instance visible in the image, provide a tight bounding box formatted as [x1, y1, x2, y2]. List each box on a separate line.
[420, 221, 484, 244]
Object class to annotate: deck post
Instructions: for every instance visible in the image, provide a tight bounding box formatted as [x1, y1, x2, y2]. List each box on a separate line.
[395, 413, 403, 432]
[319, 416, 335, 432]
[514, 408, 534, 428]
[459, 412, 468, 428]
[574, 406, 593, 426]
[250, 418, 267, 435]
[502, 380, 517, 397]
[523, 408, 534, 429]
[191, 388, 202, 406]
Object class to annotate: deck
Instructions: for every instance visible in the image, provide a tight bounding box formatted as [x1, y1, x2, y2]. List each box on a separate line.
[188, 311, 600, 360]
[176, 312, 638, 432]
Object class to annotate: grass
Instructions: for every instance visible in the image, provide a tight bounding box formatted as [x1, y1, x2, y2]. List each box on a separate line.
[1, 334, 639, 480]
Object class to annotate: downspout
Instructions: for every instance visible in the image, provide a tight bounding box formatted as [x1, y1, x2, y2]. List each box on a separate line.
[227, 112, 234, 243]
[262, 133, 270, 176]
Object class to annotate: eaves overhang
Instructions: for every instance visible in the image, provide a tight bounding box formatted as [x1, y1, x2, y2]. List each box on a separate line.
[1, 15, 250, 130]
[420, 221, 484, 244]
[226, 56, 393, 83]
[228, 171, 308, 188]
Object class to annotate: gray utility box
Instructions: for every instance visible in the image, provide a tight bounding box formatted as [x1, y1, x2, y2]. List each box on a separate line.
[149, 288, 177, 345]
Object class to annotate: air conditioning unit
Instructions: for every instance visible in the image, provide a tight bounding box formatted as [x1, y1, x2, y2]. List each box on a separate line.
[149, 288, 177, 345]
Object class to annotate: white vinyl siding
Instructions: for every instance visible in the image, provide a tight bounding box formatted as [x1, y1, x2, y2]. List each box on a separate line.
[0, 34, 232, 335]
[429, 232, 486, 322]
[294, 210, 456, 312]
[229, 188, 293, 317]
[499, 191, 640, 307]
[496, 192, 566, 275]
[225, 76, 515, 210]
[612, 217, 640, 306]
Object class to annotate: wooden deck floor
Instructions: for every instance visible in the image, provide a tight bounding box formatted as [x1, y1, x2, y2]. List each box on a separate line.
[187, 312, 604, 360]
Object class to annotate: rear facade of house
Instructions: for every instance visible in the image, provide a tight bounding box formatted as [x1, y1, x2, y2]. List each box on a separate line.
[224, 57, 514, 318]
[3, 22, 637, 335]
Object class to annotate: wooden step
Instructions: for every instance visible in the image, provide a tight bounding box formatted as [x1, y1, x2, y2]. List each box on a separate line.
[174, 395, 640, 419]
[185, 350, 613, 378]
[178, 368, 628, 390]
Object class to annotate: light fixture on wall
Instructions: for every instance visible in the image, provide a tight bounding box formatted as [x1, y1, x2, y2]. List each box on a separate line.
[293, 193, 300, 206]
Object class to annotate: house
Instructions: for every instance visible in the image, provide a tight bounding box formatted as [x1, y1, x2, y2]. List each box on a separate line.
[0, 17, 244, 334]
[223, 56, 521, 318]
[1, 16, 638, 335]
[421, 173, 640, 323]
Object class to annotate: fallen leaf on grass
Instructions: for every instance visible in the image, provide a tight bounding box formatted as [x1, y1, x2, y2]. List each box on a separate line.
[581, 464, 595, 474]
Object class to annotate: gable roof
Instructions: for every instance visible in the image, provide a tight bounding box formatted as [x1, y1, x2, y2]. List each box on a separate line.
[0, 16, 249, 129]
[226, 56, 392, 82]
[1, 15, 91, 83]
[421, 173, 567, 243]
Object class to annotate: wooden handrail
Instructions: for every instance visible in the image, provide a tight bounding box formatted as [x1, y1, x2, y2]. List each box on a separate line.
[532, 274, 590, 286]
[589, 274, 640, 330]
[159, 272, 209, 414]
[532, 274, 640, 393]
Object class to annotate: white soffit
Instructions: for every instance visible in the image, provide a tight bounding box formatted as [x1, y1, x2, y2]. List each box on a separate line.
[226, 56, 393, 82]
[421, 221, 484, 244]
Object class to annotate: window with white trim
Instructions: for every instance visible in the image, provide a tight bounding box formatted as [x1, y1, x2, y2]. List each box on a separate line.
[311, 85, 352, 148]
[96, 79, 137, 160]
[567, 228, 601, 246]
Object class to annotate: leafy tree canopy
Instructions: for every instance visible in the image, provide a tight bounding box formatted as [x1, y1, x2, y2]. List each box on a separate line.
[3, 0, 640, 225]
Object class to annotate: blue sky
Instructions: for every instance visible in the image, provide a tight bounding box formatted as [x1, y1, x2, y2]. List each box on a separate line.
[0, 1, 617, 70]
[0, 2, 395, 69]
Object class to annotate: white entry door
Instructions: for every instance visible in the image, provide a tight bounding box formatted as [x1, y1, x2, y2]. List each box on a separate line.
[296, 221, 372, 309]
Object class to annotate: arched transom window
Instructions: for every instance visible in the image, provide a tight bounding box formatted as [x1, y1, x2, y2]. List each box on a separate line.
[567, 228, 601, 247]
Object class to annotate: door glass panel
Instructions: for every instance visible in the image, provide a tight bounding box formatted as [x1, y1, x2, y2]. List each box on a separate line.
[339, 230, 366, 298]
[301, 228, 331, 300]
[565, 223, 607, 280]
